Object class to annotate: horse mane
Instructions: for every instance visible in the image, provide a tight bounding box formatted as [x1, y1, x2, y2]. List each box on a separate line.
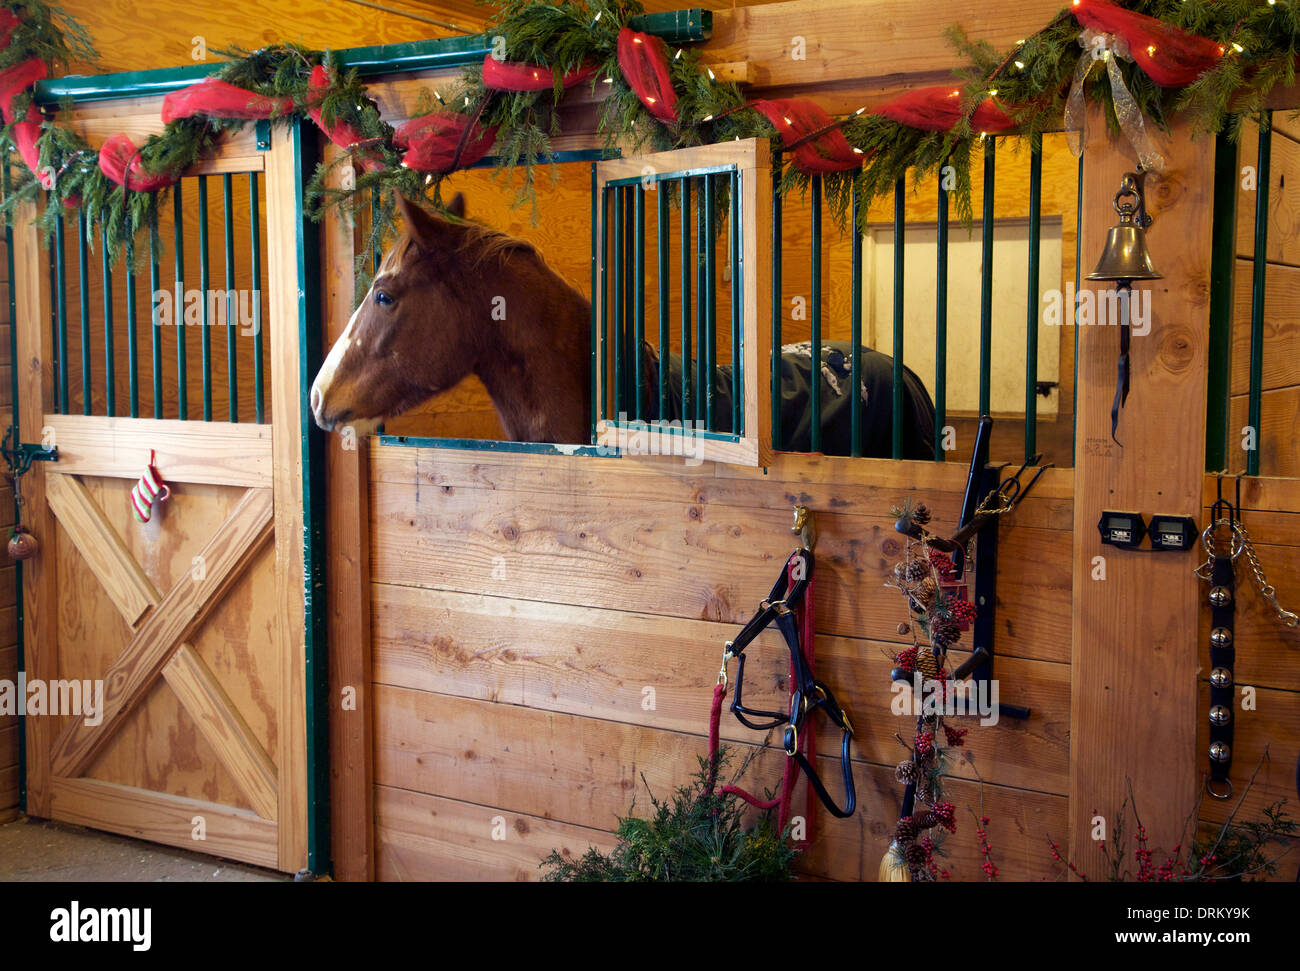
[381, 212, 540, 274]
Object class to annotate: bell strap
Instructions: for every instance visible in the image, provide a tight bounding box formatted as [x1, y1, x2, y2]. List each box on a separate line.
[1206, 552, 1236, 799]
[1110, 316, 1131, 445]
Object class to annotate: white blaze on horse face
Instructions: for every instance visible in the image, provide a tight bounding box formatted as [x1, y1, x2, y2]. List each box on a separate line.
[311, 299, 362, 429]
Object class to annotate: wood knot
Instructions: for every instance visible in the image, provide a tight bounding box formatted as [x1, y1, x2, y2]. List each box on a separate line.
[881, 538, 901, 557]
[501, 523, 520, 541]
[1157, 326, 1196, 373]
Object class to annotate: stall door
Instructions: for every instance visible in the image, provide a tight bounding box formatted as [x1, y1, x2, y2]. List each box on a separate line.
[10, 126, 316, 873]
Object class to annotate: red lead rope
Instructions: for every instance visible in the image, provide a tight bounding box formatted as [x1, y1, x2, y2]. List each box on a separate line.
[706, 554, 817, 846]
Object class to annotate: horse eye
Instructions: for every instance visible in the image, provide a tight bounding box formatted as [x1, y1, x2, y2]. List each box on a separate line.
[374, 290, 394, 307]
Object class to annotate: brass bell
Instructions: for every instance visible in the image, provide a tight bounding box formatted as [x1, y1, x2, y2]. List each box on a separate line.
[1087, 173, 1163, 283]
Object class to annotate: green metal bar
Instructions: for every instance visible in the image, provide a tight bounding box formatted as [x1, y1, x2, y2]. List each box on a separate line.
[125, 236, 138, 418]
[891, 177, 905, 460]
[633, 185, 645, 421]
[770, 156, 782, 451]
[810, 175, 822, 453]
[703, 173, 717, 431]
[657, 183, 669, 421]
[979, 137, 996, 417]
[224, 173, 238, 423]
[681, 178, 693, 424]
[149, 226, 163, 419]
[100, 215, 115, 417]
[1024, 137, 1042, 462]
[46, 224, 56, 413]
[1206, 132, 1238, 472]
[54, 211, 68, 414]
[598, 185, 610, 428]
[612, 187, 624, 417]
[250, 173, 264, 424]
[77, 209, 91, 415]
[625, 188, 637, 417]
[173, 183, 188, 420]
[695, 177, 706, 424]
[369, 186, 381, 275]
[590, 164, 600, 443]
[1248, 113, 1272, 477]
[198, 175, 212, 421]
[730, 171, 742, 435]
[935, 154, 950, 462]
[850, 179, 862, 458]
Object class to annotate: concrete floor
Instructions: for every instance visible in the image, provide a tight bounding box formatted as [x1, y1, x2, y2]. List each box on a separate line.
[0, 815, 287, 881]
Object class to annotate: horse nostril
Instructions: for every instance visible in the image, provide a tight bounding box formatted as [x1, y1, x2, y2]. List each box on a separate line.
[310, 386, 322, 416]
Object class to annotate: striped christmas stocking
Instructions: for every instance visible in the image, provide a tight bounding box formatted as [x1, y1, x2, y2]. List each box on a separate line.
[131, 451, 171, 523]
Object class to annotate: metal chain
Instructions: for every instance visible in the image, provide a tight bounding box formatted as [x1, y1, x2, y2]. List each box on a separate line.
[1197, 517, 1299, 629]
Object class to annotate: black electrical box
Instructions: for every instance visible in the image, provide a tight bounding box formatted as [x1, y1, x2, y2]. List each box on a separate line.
[1098, 511, 1146, 549]
[1149, 514, 1197, 552]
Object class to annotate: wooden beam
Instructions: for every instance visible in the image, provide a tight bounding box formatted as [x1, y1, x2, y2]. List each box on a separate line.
[162, 645, 279, 821]
[45, 473, 155, 627]
[43, 414, 274, 488]
[706, 0, 1066, 92]
[49, 777, 278, 869]
[49, 486, 274, 777]
[320, 147, 375, 882]
[264, 123, 311, 874]
[1068, 105, 1212, 873]
[11, 195, 56, 816]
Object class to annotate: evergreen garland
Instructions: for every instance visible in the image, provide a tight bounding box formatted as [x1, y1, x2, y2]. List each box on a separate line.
[539, 747, 797, 882]
[4, 0, 1300, 269]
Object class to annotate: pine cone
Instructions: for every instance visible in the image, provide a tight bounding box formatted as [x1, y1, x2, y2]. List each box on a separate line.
[905, 560, 929, 582]
[894, 816, 919, 844]
[895, 760, 919, 784]
[905, 843, 928, 866]
[912, 503, 932, 527]
[914, 810, 939, 830]
[930, 616, 961, 649]
[915, 648, 941, 679]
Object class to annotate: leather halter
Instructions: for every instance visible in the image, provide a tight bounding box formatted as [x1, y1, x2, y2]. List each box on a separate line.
[722, 549, 857, 819]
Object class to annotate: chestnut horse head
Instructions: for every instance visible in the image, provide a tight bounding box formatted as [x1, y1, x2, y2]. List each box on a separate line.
[310, 193, 592, 443]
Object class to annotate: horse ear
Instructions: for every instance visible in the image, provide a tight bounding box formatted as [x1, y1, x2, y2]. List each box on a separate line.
[395, 193, 442, 252]
[446, 193, 467, 220]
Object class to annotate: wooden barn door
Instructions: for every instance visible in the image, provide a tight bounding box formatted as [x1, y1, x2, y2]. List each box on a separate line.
[8, 124, 317, 874]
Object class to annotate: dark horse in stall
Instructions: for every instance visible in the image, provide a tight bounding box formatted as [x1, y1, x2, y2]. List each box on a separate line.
[310, 194, 935, 457]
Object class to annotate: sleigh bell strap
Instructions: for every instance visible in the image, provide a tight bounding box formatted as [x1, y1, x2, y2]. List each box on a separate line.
[1206, 551, 1236, 799]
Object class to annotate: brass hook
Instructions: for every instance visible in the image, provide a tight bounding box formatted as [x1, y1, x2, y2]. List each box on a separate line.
[792, 505, 816, 551]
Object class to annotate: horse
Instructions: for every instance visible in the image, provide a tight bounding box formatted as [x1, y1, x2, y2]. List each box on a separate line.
[310, 194, 936, 458]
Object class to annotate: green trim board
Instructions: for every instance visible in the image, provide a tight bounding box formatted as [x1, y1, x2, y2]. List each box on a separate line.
[289, 118, 330, 876]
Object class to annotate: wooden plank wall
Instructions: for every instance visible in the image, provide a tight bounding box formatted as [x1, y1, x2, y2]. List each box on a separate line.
[1232, 120, 1300, 476]
[367, 452, 1074, 881]
[0, 230, 18, 823]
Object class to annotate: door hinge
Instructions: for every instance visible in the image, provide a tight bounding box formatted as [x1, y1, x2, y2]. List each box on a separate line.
[256, 119, 271, 151]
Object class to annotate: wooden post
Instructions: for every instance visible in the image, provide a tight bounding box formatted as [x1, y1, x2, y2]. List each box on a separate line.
[265, 125, 310, 873]
[1068, 107, 1212, 873]
[11, 199, 54, 817]
[321, 148, 375, 882]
